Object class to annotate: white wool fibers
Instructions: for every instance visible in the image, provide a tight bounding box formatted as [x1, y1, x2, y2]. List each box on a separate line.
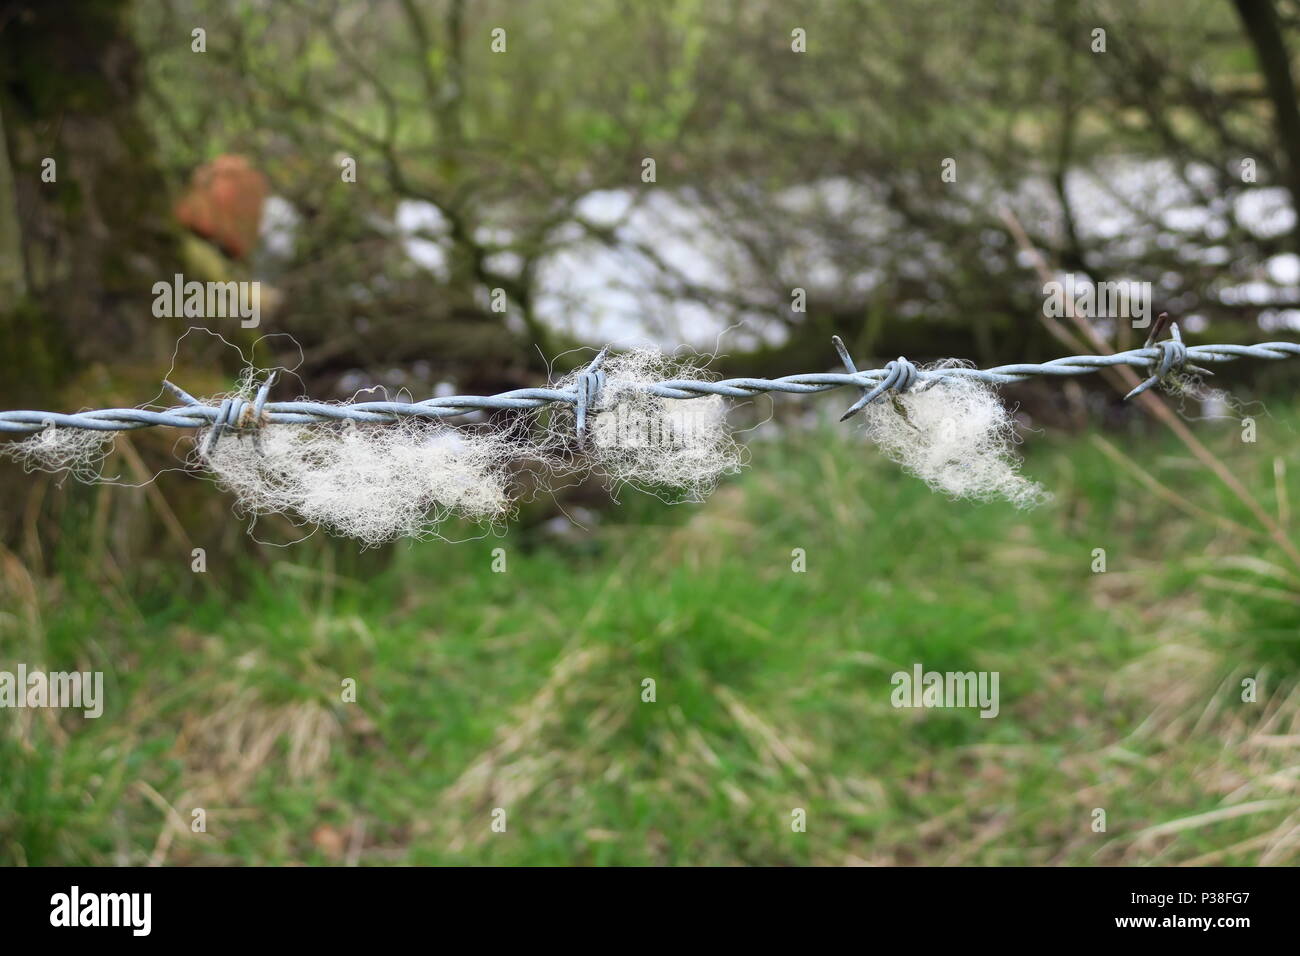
[0, 426, 118, 482]
[859, 368, 1047, 509]
[202, 420, 514, 544]
[551, 348, 742, 501]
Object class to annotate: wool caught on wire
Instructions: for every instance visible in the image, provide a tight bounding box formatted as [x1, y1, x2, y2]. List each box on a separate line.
[0, 425, 119, 483]
[191, 371, 517, 544]
[543, 347, 742, 502]
[856, 363, 1048, 509]
[2, 324, 1296, 542]
[203, 421, 515, 544]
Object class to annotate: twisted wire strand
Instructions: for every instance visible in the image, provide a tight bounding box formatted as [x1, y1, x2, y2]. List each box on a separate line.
[2, 338, 1299, 436]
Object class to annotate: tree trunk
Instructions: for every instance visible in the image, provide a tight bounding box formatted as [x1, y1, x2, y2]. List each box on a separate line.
[1233, 0, 1300, 251]
[0, 0, 188, 549]
[0, 0, 185, 406]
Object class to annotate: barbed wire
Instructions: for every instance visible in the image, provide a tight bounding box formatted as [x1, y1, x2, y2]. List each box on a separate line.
[2, 325, 1299, 440]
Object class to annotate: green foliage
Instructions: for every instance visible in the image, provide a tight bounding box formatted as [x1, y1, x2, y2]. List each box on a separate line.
[3, 399, 1298, 865]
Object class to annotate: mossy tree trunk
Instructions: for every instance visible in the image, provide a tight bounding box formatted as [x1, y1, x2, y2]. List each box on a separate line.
[0, 0, 185, 407]
[0, 0, 187, 549]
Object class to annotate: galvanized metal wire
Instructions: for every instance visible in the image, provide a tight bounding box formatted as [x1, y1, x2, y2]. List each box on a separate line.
[2, 327, 1298, 437]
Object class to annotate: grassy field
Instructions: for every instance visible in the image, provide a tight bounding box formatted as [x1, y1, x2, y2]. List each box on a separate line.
[2, 399, 1299, 866]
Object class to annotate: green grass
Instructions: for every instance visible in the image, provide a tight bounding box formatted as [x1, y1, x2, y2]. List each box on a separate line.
[2, 401, 1300, 865]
